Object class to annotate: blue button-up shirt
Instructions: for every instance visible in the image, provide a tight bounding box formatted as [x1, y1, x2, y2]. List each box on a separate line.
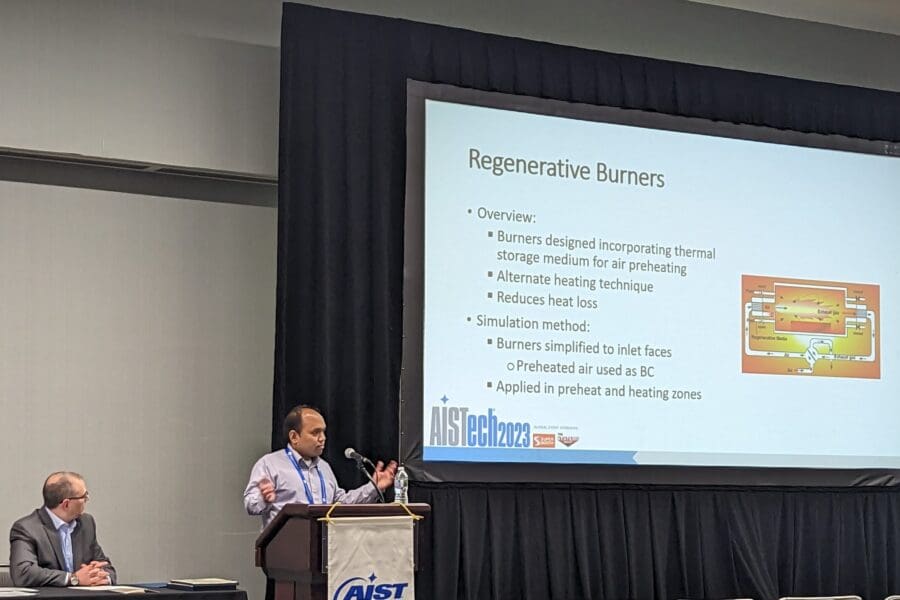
[44, 507, 76, 573]
[243, 446, 378, 528]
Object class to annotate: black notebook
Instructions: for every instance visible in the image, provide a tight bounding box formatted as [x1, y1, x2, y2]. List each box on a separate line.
[167, 578, 238, 591]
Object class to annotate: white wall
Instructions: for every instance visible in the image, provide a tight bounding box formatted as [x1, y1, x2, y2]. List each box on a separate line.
[0, 0, 280, 176]
[0, 181, 276, 599]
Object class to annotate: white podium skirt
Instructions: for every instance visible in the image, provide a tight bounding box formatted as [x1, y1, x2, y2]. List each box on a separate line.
[327, 515, 415, 600]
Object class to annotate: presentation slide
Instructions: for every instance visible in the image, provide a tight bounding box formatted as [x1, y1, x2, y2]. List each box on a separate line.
[416, 94, 900, 469]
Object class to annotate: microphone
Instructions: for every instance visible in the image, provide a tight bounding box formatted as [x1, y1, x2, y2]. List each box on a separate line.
[344, 448, 385, 504]
[344, 447, 375, 467]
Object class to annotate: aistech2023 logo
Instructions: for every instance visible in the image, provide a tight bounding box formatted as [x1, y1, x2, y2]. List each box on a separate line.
[428, 395, 531, 448]
[332, 573, 409, 600]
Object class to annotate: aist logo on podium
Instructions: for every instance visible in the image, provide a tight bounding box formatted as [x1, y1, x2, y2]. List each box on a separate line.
[332, 573, 410, 600]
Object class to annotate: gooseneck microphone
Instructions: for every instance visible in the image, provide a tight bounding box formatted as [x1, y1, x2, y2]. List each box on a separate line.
[344, 447, 375, 467]
[344, 447, 385, 503]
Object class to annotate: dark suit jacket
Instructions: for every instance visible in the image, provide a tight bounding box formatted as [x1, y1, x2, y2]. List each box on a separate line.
[9, 508, 117, 587]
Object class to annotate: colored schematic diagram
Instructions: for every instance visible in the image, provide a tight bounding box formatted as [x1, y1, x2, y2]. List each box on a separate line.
[742, 275, 880, 379]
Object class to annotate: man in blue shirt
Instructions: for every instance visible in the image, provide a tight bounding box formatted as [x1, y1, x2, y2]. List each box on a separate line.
[243, 405, 397, 528]
[9, 472, 116, 587]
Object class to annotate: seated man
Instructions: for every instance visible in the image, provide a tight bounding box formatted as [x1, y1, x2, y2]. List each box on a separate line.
[9, 472, 116, 587]
[244, 405, 397, 528]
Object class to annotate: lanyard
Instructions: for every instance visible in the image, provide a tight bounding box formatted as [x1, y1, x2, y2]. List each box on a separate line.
[285, 446, 328, 504]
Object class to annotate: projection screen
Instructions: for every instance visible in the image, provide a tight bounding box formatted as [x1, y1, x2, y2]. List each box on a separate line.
[400, 81, 900, 486]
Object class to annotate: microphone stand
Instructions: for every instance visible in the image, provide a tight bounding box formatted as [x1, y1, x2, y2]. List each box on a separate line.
[354, 458, 385, 503]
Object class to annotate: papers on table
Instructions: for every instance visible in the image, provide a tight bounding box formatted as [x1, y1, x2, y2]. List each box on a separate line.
[67, 586, 149, 594]
[0, 589, 37, 598]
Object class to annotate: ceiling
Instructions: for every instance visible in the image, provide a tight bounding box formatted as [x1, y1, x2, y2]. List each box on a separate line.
[690, 0, 900, 36]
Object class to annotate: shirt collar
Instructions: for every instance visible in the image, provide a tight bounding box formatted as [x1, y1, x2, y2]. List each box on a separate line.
[288, 445, 319, 469]
[44, 506, 78, 531]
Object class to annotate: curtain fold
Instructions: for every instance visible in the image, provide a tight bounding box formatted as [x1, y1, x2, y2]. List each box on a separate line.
[413, 484, 900, 600]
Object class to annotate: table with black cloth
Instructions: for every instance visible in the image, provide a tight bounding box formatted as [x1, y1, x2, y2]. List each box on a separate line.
[15, 588, 247, 600]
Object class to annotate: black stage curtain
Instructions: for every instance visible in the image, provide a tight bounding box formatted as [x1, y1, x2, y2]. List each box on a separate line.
[414, 483, 900, 600]
[276, 4, 900, 599]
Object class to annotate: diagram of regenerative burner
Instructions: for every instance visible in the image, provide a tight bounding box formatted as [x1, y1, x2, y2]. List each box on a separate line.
[742, 275, 880, 379]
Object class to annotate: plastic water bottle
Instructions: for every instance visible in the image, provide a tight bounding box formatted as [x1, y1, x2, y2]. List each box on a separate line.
[394, 466, 409, 503]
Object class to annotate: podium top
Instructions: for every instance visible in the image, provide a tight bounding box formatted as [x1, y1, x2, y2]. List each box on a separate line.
[255, 503, 431, 549]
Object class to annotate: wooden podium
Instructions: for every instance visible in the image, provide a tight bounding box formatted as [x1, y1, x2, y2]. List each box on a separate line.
[255, 503, 431, 600]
